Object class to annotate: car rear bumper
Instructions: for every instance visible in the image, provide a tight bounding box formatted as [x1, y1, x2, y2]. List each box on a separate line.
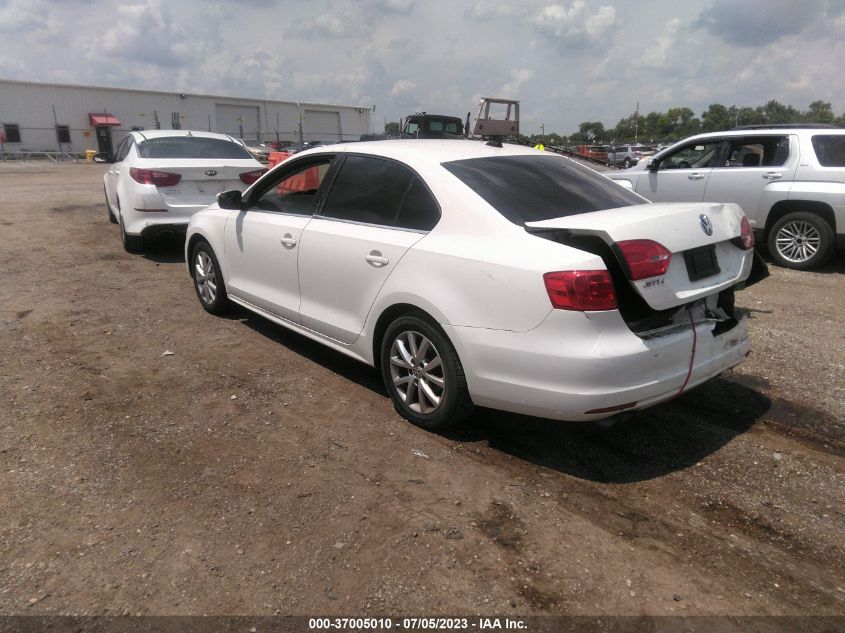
[445, 308, 750, 422]
[140, 223, 188, 240]
[124, 203, 208, 236]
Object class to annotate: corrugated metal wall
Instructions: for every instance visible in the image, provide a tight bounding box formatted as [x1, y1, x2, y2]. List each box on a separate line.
[0, 80, 373, 154]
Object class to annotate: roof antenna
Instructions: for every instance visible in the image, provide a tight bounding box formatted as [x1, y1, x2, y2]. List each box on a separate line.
[486, 139, 503, 148]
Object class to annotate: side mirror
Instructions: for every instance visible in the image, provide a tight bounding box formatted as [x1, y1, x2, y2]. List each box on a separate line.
[217, 189, 243, 210]
[93, 152, 112, 163]
[646, 159, 659, 172]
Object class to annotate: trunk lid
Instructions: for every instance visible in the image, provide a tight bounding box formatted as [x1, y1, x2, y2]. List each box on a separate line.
[137, 159, 262, 206]
[525, 202, 753, 311]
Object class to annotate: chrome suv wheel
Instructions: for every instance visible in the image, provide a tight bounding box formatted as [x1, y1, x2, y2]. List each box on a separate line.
[768, 212, 834, 270]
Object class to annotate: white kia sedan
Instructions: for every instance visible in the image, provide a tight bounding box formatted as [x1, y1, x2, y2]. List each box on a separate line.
[100, 130, 266, 252]
[185, 140, 762, 429]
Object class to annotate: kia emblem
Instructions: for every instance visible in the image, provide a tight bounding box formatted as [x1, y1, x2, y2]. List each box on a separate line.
[699, 214, 713, 236]
[205, 169, 217, 177]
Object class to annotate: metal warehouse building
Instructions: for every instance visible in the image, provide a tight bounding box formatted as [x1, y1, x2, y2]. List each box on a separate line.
[0, 79, 374, 156]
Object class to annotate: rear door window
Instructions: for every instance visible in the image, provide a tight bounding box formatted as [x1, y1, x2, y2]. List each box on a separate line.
[811, 135, 845, 166]
[442, 155, 643, 225]
[722, 136, 789, 168]
[321, 155, 440, 230]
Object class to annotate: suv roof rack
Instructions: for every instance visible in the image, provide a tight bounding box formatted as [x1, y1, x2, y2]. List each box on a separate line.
[731, 123, 841, 130]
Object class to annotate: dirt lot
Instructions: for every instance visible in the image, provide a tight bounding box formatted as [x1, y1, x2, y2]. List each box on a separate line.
[1, 162, 844, 619]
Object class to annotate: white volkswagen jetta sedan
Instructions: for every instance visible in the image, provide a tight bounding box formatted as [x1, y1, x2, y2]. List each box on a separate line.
[100, 130, 266, 252]
[185, 140, 763, 429]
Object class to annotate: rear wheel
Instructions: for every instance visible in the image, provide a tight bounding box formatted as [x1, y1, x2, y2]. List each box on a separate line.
[119, 213, 144, 253]
[380, 315, 473, 430]
[191, 241, 231, 315]
[104, 186, 117, 224]
[767, 212, 834, 270]
[623, 157, 633, 168]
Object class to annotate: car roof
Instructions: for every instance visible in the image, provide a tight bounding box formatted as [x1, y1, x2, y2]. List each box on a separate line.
[293, 139, 540, 167]
[686, 127, 845, 140]
[130, 130, 241, 142]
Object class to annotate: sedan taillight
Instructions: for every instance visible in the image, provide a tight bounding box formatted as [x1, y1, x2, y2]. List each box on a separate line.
[129, 167, 181, 187]
[240, 169, 268, 184]
[543, 271, 617, 311]
[617, 239, 672, 280]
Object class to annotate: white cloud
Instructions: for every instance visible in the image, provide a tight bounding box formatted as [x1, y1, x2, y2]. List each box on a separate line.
[531, 1, 616, 50]
[0, 0, 842, 137]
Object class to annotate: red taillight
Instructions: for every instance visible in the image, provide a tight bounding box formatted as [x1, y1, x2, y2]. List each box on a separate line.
[738, 215, 754, 250]
[617, 239, 672, 280]
[543, 271, 618, 311]
[239, 169, 267, 185]
[129, 167, 181, 187]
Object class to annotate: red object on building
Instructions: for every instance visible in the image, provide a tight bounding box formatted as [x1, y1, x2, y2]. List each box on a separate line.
[88, 113, 121, 126]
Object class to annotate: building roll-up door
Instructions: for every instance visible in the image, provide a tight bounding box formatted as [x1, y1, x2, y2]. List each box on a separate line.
[215, 104, 261, 139]
[303, 110, 341, 142]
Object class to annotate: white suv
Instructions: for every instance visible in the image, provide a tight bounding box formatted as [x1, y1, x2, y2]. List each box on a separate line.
[607, 125, 845, 269]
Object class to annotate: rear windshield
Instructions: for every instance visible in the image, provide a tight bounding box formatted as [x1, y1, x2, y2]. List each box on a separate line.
[441, 155, 643, 224]
[137, 137, 253, 159]
[811, 135, 845, 167]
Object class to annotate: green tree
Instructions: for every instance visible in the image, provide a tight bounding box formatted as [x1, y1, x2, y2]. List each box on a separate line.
[579, 121, 606, 143]
[804, 100, 834, 124]
[757, 99, 800, 124]
[701, 103, 731, 132]
[384, 121, 401, 136]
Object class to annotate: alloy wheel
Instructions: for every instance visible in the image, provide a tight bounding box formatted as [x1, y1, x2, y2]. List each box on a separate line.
[194, 251, 218, 305]
[388, 330, 446, 415]
[775, 220, 821, 264]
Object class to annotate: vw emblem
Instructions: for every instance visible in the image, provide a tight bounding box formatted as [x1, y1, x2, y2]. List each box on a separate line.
[204, 169, 217, 177]
[699, 214, 713, 236]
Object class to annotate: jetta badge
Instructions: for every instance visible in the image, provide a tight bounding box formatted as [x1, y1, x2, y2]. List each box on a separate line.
[699, 214, 713, 236]
[205, 169, 217, 177]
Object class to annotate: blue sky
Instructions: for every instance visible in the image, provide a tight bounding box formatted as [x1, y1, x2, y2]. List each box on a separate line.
[1, 0, 843, 134]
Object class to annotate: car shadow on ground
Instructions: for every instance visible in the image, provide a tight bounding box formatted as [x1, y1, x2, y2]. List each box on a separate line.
[234, 307, 388, 395]
[140, 238, 187, 264]
[231, 305, 771, 483]
[443, 377, 771, 483]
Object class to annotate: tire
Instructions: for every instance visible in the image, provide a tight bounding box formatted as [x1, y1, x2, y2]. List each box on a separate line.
[104, 186, 117, 224]
[767, 212, 834, 270]
[623, 157, 633, 168]
[190, 241, 231, 315]
[119, 213, 144, 253]
[380, 314, 473, 430]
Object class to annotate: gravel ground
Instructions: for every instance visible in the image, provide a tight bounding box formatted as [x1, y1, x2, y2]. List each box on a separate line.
[0, 162, 843, 621]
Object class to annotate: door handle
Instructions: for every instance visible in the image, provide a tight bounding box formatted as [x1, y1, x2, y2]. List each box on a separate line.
[280, 233, 297, 249]
[365, 251, 389, 267]
[687, 172, 705, 181]
[763, 172, 783, 180]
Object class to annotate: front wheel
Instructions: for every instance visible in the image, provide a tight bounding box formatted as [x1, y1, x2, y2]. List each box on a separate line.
[191, 241, 231, 315]
[767, 212, 834, 270]
[623, 157, 633, 168]
[380, 315, 473, 430]
[104, 186, 117, 224]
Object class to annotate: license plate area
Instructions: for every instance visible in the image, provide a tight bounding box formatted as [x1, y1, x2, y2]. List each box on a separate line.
[684, 244, 720, 281]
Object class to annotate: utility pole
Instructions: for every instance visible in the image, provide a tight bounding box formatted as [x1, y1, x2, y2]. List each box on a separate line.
[634, 101, 639, 143]
[541, 123, 545, 143]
